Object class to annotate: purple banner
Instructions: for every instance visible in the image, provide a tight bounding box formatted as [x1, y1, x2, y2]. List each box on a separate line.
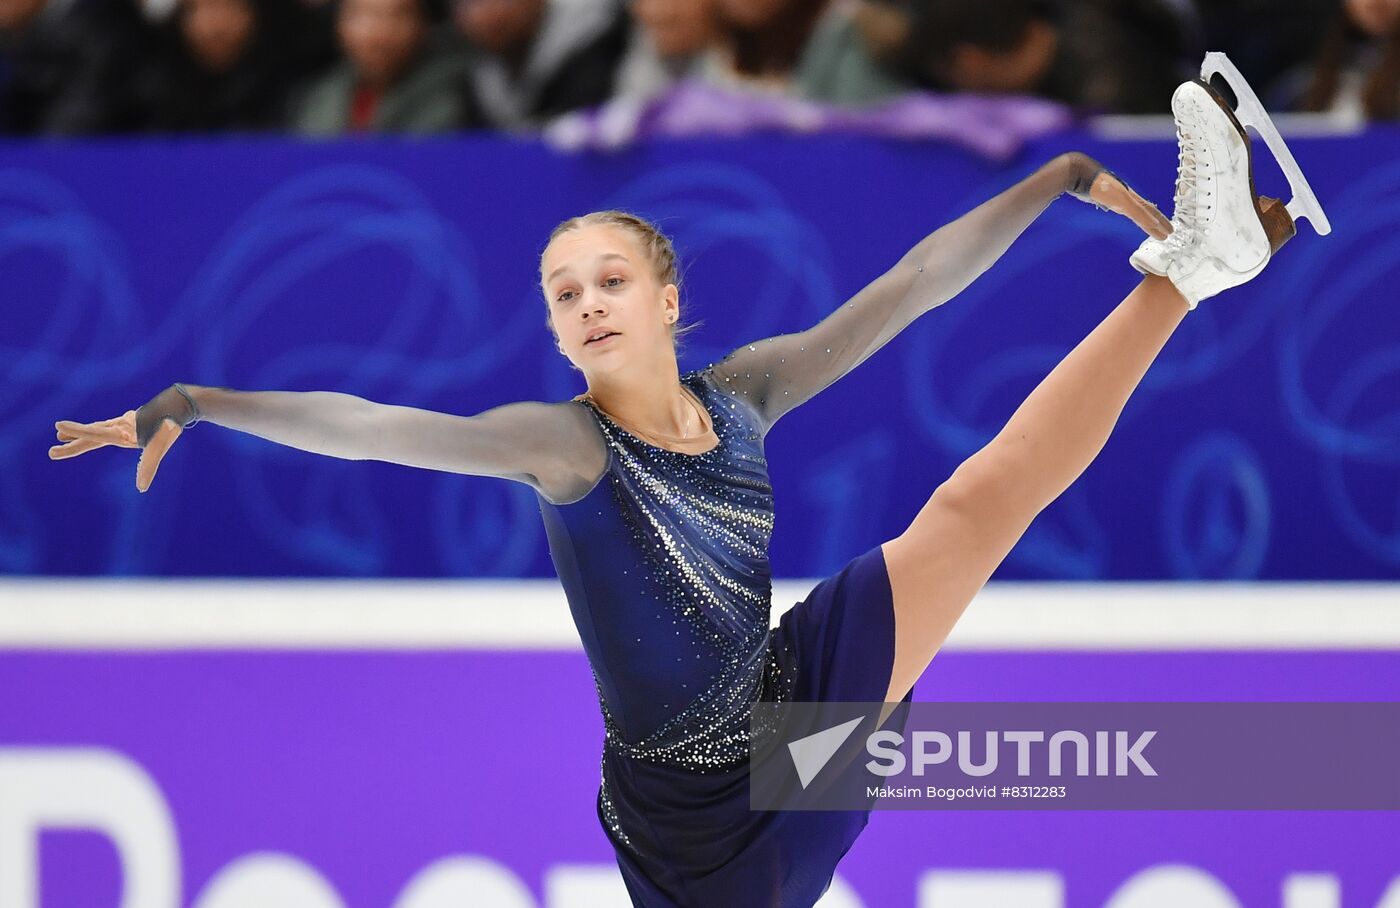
[3, 651, 1400, 906]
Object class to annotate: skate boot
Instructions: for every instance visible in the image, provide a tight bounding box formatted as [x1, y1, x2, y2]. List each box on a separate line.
[1129, 78, 1297, 309]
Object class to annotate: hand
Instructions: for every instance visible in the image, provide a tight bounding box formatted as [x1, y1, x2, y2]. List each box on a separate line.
[1087, 169, 1173, 241]
[50, 385, 198, 493]
[1062, 152, 1173, 240]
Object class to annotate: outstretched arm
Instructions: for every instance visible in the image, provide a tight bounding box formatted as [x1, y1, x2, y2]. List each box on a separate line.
[51, 383, 609, 505]
[709, 152, 1170, 433]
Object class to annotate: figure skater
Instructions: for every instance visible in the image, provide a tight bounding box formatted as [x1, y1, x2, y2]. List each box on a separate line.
[50, 77, 1310, 907]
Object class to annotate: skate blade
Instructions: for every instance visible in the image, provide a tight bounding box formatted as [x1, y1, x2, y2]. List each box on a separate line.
[1201, 52, 1331, 236]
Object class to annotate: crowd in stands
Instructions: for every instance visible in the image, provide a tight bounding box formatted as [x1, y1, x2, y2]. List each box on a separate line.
[0, 0, 1396, 138]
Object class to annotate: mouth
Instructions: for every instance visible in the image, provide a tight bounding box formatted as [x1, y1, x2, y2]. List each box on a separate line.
[585, 331, 621, 346]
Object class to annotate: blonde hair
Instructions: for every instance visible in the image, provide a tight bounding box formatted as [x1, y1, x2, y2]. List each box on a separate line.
[541, 210, 703, 353]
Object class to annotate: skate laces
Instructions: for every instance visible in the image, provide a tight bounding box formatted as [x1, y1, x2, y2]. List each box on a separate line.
[1162, 121, 1204, 252]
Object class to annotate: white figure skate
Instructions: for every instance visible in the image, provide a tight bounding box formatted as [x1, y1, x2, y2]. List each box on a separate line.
[1131, 55, 1329, 309]
[1201, 52, 1331, 237]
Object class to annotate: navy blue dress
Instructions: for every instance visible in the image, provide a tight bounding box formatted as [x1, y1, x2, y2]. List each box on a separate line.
[537, 366, 914, 907]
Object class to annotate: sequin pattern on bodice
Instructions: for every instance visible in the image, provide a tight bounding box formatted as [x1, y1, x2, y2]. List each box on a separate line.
[535, 369, 796, 770]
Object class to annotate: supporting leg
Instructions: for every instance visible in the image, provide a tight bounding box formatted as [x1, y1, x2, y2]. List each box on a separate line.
[880, 274, 1189, 702]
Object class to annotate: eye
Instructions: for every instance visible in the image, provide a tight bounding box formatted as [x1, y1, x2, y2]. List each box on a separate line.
[555, 289, 576, 303]
[603, 276, 625, 288]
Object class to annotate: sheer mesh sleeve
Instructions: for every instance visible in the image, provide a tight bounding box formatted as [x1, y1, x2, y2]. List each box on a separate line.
[182, 385, 609, 506]
[710, 152, 1110, 434]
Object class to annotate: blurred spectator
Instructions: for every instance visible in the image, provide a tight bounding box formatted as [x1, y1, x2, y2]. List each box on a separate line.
[1195, 0, 1336, 108]
[1287, 0, 1400, 119]
[0, 0, 150, 134]
[291, 0, 474, 135]
[137, 0, 178, 19]
[277, 0, 342, 78]
[896, 0, 1196, 115]
[133, 0, 319, 132]
[452, 0, 629, 129]
[10, 0, 1390, 140]
[613, 0, 719, 100]
[700, 0, 910, 104]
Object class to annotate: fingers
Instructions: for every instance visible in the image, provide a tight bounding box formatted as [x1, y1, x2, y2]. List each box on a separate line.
[49, 435, 107, 460]
[56, 415, 123, 432]
[135, 419, 182, 493]
[51, 420, 120, 459]
[1089, 171, 1173, 240]
[55, 423, 114, 445]
[53, 412, 139, 450]
[1128, 196, 1174, 241]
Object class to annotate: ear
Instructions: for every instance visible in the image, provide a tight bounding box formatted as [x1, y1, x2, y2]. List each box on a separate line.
[662, 283, 680, 324]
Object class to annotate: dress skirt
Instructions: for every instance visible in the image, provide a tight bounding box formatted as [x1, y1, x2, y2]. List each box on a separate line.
[606, 543, 916, 908]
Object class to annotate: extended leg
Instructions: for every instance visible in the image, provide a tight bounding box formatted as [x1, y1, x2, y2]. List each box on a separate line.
[878, 62, 1328, 702]
[880, 274, 1188, 702]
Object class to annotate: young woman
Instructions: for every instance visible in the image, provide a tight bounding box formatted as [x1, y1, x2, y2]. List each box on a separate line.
[50, 78, 1298, 906]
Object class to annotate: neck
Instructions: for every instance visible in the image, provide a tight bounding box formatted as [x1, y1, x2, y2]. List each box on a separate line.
[586, 359, 697, 438]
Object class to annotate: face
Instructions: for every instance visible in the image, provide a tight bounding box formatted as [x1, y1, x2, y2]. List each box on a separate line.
[453, 0, 545, 56]
[181, 0, 256, 73]
[631, 0, 718, 58]
[1346, 0, 1400, 36]
[0, 0, 46, 30]
[943, 20, 1057, 93]
[540, 224, 678, 376]
[338, 0, 426, 84]
[713, 0, 788, 30]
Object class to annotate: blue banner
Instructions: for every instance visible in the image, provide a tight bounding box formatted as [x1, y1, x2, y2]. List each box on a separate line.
[5, 129, 1396, 579]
